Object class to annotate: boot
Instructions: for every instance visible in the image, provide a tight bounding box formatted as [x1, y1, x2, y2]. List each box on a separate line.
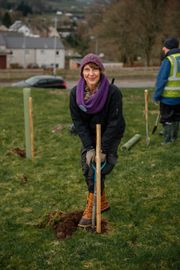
[101, 191, 110, 212]
[161, 122, 172, 145]
[171, 122, 179, 142]
[78, 192, 93, 228]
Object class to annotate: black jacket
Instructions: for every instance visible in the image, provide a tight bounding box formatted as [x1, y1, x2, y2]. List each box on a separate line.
[69, 84, 125, 154]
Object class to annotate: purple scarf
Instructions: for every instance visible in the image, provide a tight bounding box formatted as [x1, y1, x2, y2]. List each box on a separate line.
[76, 74, 110, 114]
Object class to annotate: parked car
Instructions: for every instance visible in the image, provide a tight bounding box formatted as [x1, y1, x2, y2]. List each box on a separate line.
[11, 75, 67, 89]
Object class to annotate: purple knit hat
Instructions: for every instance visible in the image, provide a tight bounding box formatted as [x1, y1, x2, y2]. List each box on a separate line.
[80, 53, 105, 73]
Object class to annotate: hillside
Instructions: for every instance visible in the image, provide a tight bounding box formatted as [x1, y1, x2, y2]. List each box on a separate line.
[0, 0, 95, 14]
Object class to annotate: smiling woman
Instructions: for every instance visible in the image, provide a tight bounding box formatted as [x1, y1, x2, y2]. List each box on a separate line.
[82, 63, 101, 92]
[69, 53, 126, 228]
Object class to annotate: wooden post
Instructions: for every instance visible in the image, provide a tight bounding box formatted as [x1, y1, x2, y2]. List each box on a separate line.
[23, 88, 34, 159]
[144, 89, 150, 146]
[96, 124, 101, 233]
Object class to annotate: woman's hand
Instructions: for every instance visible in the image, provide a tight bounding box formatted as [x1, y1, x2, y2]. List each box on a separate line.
[86, 149, 95, 166]
[100, 152, 106, 163]
[95, 152, 106, 163]
[86, 149, 106, 166]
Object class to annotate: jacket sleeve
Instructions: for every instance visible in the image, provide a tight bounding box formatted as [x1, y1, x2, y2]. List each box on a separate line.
[153, 59, 171, 102]
[69, 88, 94, 150]
[101, 87, 125, 154]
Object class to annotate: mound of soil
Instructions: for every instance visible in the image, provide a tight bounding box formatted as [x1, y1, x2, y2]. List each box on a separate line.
[8, 147, 26, 158]
[38, 210, 109, 240]
[54, 211, 83, 239]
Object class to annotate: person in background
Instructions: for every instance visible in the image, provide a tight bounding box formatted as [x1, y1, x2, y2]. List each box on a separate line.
[153, 37, 180, 144]
[69, 53, 125, 228]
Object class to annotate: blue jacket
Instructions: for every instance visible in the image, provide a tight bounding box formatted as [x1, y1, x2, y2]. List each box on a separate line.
[153, 48, 180, 105]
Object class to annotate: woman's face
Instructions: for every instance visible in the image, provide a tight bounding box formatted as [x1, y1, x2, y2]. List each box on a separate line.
[82, 63, 101, 90]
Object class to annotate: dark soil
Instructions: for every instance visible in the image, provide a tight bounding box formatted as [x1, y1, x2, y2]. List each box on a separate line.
[8, 147, 26, 158]
[38, 210, 109, 240]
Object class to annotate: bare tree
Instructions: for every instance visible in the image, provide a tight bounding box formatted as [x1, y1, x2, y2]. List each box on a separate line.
[134, 0, 165, 66]
[84, 0, 169, 65]
[89, 0, 140, 64]
[163, 0, 180, 37]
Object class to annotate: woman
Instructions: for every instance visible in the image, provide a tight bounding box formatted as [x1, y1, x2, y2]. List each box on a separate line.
[70, 53, 125, 228]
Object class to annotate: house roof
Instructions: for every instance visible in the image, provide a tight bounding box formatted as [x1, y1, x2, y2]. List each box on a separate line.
[9, 20, 24, 31]
[0, 33, 64, 50]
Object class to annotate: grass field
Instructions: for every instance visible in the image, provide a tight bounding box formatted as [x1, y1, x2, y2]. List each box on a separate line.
[0, 86, 179, 270]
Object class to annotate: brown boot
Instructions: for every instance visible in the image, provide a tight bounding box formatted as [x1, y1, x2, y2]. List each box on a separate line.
[101, 191, 110, 212]
[78, 192, 94, 228]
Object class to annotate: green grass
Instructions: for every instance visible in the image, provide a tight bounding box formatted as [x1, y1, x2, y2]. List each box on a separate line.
[0, 87, 179, 270]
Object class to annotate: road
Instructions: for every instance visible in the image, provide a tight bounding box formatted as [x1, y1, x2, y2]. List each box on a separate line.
[0, 78, 155, 89]
[67, 78, 155, 89]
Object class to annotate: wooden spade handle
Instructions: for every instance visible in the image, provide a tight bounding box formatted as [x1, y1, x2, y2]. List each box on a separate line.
[96, 124, 101, 233]
[144, 89, 148, 121]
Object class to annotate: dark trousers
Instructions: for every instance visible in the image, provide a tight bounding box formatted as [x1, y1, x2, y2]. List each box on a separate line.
[160, 102, 180, 143]
[80, 139, 121, 193]
[160, 103, 180, 123]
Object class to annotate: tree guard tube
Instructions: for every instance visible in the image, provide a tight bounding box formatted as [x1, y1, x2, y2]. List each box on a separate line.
[121, 134, 141, 151]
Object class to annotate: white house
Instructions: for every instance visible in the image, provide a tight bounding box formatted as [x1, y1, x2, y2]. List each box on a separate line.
[0, 32, 65, 69]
